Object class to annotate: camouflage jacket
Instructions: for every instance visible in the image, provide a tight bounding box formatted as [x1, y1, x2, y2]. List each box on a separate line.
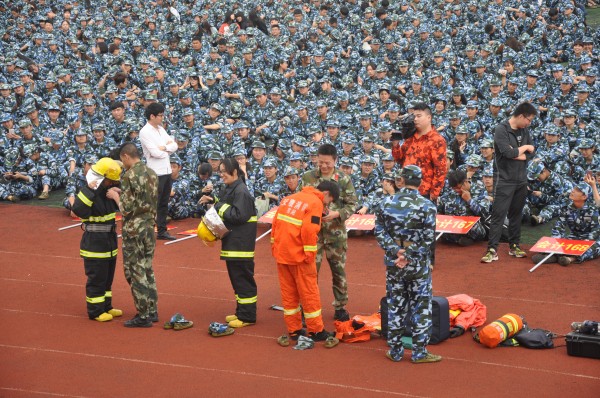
[120, 161, 158, 228]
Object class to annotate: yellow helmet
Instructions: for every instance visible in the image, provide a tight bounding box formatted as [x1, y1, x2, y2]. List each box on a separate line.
[91, 157, 122, 181]
[197, 220, 217, 242]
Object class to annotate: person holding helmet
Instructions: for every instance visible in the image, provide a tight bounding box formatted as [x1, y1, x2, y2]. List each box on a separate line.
[107, 143, 159, 328]
[200, 158, 258, 329]
[71, 157, 123, 323]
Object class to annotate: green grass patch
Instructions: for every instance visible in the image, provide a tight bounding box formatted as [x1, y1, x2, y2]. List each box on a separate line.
[587, 6, 600, 29]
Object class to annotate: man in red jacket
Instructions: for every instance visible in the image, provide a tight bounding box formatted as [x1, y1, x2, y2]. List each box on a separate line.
[271, 181, 340, 347]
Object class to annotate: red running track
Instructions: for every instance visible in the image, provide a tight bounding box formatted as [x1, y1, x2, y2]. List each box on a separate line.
[0, 204, 599, 397]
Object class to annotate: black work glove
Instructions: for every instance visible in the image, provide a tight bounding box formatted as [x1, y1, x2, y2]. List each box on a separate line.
[449, 325, 465, 338]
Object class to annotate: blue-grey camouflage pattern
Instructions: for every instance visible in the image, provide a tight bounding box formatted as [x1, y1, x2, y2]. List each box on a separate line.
[375, 187, 436, 360]
[552, 202, 600, 263]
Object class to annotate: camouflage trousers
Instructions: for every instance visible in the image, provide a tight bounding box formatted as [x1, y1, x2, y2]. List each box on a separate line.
[40, 175, 65, 190]
[0, 181, 36, 200]
[386, 264, 432, 361]
[316, 237, 348, 310]
[578, 241, 600, 263]
[122, 219, 158, 319]
[168, 198, 191, 220]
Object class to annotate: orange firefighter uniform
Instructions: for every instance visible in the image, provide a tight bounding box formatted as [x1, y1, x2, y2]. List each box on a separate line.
[271, 186, 325, 334]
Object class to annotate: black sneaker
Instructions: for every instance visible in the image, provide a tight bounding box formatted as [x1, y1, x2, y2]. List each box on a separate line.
[308, 330, 333, 341]
[334, 308, 350, 321]
[457, 236, 475, 247]
[157, 233, 176, 241]
[124, 315, 152, 328]
[149, 312, 159, 322]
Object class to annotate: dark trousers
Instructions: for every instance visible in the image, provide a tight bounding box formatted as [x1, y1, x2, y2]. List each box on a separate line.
[84, 257, 116, 319]
[226, 260, 257, 323]
[488, 181, 528, 250]
[156, 174, 172, 235]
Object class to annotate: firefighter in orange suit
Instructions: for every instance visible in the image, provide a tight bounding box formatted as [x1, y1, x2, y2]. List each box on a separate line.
[271, 181, 340, 345]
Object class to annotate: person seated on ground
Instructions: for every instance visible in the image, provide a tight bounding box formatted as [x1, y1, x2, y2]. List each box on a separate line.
[571, 138, 600, 182]
[438, 170, 489, 246]
[167, 154, 192, 220]
[532, 126, 569, 173]
[358, 172, 397, 215]
[527, 160, 574, 226]
[532, 183, 600, 266]
[0, 146, 38, 202]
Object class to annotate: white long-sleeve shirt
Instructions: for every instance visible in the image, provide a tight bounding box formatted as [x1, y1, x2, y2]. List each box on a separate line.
[139, 122, 178, 176]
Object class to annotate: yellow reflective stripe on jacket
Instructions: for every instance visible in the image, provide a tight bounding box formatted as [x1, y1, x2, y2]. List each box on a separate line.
[218, 203, 231, 218]
[80, 249, 118, 258]
[86, 296, 105, 304]
[276, 213, 302, 226]
[81, 213, 116, 223]
[77, 191, 93, 207]
[235, 294, 258, 304]
[304, 309, 322, 319]
[303, 245, 317, 252]
[248, 216, 257, 222]
[220, 250, 254, 258]
[105, 291, 112, 298]
[283, 306, 302, 316]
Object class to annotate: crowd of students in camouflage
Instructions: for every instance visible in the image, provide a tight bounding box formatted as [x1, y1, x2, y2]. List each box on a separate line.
[0, 0, 599, 261]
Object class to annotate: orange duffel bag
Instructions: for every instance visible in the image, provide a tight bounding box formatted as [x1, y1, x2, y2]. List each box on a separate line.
[475, 313, 524, 348]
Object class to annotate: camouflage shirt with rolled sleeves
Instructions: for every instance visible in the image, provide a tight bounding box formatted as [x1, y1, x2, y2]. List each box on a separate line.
[119, 161, 158, 232]
[375, 187, 436, 268]
[301, 168, 358, 239]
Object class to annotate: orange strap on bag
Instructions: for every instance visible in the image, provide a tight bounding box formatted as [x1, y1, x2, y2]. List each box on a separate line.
[476, 313, 524, 348]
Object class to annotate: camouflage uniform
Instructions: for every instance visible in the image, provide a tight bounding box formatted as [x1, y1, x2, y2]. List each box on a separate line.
[552, 199, 600, 263]
[119, 161, 159, 320]
[301, 167, 357, 311]
[375, 179, 437, 362]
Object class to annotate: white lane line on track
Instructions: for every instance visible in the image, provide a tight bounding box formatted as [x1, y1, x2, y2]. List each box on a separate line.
[0, 387, 89, 398]
[2, 308, 599, 383]
[2, 275, 597, 310]
[0, 344, 427, 398]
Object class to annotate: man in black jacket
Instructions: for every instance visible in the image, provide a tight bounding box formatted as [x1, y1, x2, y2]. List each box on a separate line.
[481, 102, 536, 263]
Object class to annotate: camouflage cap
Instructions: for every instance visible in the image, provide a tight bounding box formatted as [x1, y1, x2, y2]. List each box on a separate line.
[576, 85, 590, 93]
[251, 140, 266, 149]
[360, 154, 376, 164]
[465, 154, 483, 168]
[207, 151, 223, 160]
[92, 123, 106, 131]
[341, 134, 356, 145]
[455, 125, 468, 135]
[489, 98, 504, 107]
[210, 103, 224, 112]
[446, 149, 455, 160]
[575, 182, 592, 198]
[466, 100, 479, 108]
[578, 138, 595, 149]
[21, 143, 39, 156]
[482, 165, 494, 177]
[339, 156, 354, 167]
[527, 161, 546, 180]
[182, 108, 194, 116]
[283, 166, 300, 177]
[289, 152, 304, 162]
[543, 126, 560, 136]
[262, 158, 277, 168]
[400, 165, 422, 180]
[291, 137, 307, 147]
[169, 153, 183, 165]
[18, 119, 32, 128]
[381, 152, 394, 162]
[480, 139, 494, 148]
[382, 172, 395, 182]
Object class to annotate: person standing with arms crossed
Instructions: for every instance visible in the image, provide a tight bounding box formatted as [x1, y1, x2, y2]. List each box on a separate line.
[271, 180, 341, 347]
[139, 102, 178, 241]
[375, 165, 441, 363]
[301, 144, 357, 321]
[481, 102, 537, 263]
[107, 143, 159, 328]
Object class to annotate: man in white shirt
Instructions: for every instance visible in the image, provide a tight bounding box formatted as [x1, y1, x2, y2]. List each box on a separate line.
[139, 103, 178, 240]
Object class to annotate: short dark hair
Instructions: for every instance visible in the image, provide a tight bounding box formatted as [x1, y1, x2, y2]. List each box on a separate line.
[512, 102, 538, 118]
[317, 180, 340, 202]
[412, 102, 431, 115]
[404, 177, 421, 188]
[197, 162, 213, 177]
[110, 101, 124, 110]
[113, 72, 127, 86]
[447, 170, 467, 188]
[317, 143, 337, 159]
[119, 142, 140, 159]
[220, 158, 245, 183]
[145, 102, 165, 120]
